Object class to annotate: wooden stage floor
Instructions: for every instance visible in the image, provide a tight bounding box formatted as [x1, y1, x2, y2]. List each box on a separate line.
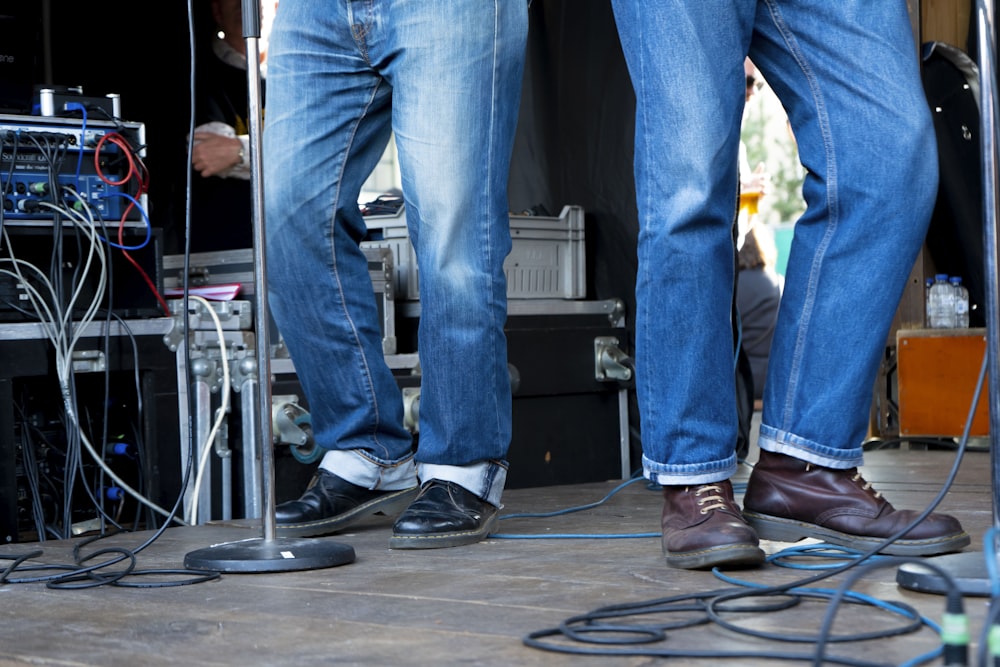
[0, 442, 995, 667]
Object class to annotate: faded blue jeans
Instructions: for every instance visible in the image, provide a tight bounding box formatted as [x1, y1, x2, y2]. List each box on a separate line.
[263, 0, 527, 505]
[611, 0, 937, 484]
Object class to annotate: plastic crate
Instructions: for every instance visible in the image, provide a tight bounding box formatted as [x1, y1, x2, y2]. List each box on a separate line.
[506, 206, 586, 299]
[360, 206, 418, 300]
[361, 204, 586, 301]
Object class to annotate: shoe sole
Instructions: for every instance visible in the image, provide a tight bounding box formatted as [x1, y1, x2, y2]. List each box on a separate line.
[743, 510, 972, 557]
[664, 544, 766, 570]
[275, 486, 419, 538]
[388, 510, 499, 550]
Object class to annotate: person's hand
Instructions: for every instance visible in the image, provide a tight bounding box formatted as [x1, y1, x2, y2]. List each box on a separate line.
[191, 131, 244, 178]
[741, 162, 771, 197]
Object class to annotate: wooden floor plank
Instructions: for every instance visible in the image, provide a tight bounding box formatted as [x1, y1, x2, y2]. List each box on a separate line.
[0, 446, 995, 666]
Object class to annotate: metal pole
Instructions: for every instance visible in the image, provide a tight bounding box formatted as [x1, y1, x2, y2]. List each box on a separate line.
[240, 8, 277, 545]
[184, 0, 354, 572]
[977, 0, 1000, 537]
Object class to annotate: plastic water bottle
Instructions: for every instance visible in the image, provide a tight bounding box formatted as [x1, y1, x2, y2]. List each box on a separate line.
[950, 275, 970, 328]
[924, 277, 934, 327]
[926, 273, 956, 328]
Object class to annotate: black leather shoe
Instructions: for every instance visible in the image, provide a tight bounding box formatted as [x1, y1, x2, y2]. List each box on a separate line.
[389, 480, 498, 549]
[274, 469, 418, 538]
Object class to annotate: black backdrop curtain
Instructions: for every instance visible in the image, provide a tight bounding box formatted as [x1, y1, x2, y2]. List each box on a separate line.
[509, 0, 643, 464]
[509, 0, 639, 325]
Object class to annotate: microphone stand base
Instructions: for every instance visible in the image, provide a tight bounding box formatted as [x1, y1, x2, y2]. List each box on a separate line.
[896, 551, 991, 597]
[184, 537, 356, 573]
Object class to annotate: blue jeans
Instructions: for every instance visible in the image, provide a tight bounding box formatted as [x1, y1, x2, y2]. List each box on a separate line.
[263, 0, 527, 505]
[611, 0, 937, 484]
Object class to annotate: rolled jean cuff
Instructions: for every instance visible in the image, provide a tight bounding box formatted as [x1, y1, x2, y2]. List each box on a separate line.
[319, 449, 418, 491]
[417, 461, 508, 508]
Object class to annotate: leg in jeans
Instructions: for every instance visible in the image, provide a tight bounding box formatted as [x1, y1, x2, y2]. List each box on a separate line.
[382, 0, 528, 549]
[263, 0, 528, 547]
[612, 0, 765, 569]
[742, 0, 967, 556]
[611, 0, 968, 568]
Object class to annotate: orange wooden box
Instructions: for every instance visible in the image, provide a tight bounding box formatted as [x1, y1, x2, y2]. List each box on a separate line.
[896, 328, 990, 437]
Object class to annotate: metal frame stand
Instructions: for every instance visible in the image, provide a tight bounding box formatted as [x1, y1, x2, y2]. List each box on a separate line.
[184, 0, 355, 572]
[896, 0, 999, 596]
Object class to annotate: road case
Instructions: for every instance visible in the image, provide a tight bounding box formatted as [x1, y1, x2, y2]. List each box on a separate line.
[0, 317, 179, 542]
[163, 246, 397, 355]
[397, 297, 633, 488]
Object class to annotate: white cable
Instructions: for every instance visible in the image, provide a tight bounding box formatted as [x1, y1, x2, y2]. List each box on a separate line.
[41, 194, 107, 347]
[0, 229, 64, 344]
[58, 207, 185, 524]
[3, 209, 186, 526]
[0, 258, 62, 341]
[185, 295, 232, 525]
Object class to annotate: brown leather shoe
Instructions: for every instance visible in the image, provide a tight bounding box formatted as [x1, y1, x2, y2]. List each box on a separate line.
[660, 480, 765, 570]
[743, 449, 970, 556]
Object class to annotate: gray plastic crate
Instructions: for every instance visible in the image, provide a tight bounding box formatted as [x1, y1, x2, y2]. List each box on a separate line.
[361, 204, 586, 301]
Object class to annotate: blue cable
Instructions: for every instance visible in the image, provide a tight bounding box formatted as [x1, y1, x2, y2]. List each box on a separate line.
[765, 543, 891, 570]
[495, 474, 751, 541]
[494, 475, 660, 540]
[95, 193, 152, 250]
[712, 567, 944, 666]
[498, 475, 648, 521]
[985, 526, 1000, 599]
[491, 531, 659, 540]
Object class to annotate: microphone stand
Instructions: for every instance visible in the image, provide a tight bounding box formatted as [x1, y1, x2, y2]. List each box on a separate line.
[184, 0, 355, 572]
[896, 0, 999, 595]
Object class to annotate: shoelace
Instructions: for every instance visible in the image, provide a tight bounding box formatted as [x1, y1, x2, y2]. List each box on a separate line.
[694, 484, 727, 514]
[850, 471, 883, 498]
[803, 464, 883, 499]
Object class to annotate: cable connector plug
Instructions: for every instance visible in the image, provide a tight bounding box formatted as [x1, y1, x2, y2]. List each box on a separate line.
[940, 611, 969, 667]
[989, 623, 1000, 667]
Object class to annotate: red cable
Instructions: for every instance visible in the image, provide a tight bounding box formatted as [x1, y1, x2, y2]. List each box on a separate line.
[94, 133, 171, 316]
